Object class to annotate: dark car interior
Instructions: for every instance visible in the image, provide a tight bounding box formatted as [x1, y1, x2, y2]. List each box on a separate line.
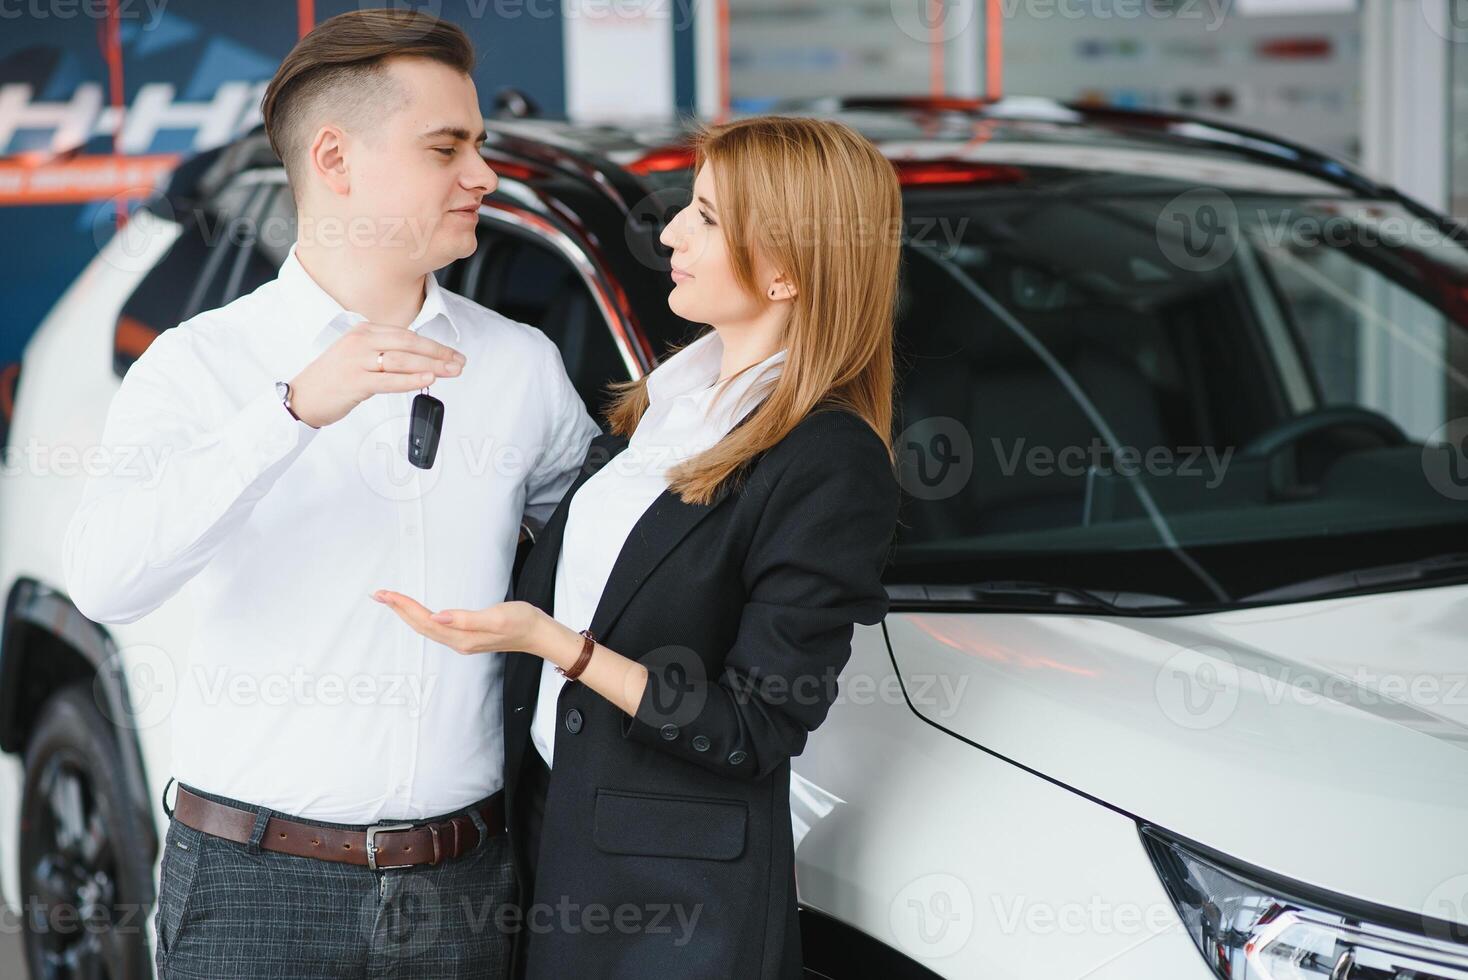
[447, 230, 629, 422]
[888, 189, 1467, 605]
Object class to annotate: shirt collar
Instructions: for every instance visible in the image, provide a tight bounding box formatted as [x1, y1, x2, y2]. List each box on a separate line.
[646, 329, 787, 420]
[274, 243, 460, 365]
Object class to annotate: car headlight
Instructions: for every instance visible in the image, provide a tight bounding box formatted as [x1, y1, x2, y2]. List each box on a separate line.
[1140, 825, 1468, 980]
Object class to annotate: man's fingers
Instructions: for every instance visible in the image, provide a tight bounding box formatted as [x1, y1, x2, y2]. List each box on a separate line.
[357, 323, 465, 364]
[363, 372, 440, 394]
[369, 350, 462, 377]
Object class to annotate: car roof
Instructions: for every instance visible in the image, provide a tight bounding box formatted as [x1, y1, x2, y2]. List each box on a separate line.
[483, 96, 1387, 201]
[164, 97, 1399, 218]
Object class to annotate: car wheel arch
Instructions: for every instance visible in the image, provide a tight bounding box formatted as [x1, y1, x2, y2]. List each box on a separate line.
[0, 578, 158, 874]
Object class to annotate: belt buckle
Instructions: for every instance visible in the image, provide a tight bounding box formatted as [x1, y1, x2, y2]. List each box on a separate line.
[364, 822, 416, 871]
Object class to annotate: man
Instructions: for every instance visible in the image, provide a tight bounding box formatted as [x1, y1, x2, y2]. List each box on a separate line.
[61, 9, 598, 977]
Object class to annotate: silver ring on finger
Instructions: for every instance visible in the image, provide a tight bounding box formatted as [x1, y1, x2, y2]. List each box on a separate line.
[376, 351, 385, 372]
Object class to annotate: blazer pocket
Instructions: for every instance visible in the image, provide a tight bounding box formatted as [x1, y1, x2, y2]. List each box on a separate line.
[593, 789, 747, 861]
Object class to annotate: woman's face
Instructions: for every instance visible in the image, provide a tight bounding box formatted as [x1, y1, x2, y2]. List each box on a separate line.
[659, 163, 769, 326]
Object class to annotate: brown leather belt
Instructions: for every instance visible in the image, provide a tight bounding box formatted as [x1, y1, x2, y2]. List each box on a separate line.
[173, 785, 505, 871]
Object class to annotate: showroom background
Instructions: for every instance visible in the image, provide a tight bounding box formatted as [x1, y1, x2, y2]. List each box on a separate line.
[0, 0, 1463, 416]
[1, 5, 1466, 975]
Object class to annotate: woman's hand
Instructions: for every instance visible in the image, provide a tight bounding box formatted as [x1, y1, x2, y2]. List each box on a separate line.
[372, 590, 649, 715]
[371, 590, 580, 662]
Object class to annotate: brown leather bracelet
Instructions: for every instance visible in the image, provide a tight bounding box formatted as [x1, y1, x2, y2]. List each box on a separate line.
[556, 629, 596, 682]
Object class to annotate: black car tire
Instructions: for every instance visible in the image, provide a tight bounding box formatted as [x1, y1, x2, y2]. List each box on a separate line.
[19, 681, 154, 980]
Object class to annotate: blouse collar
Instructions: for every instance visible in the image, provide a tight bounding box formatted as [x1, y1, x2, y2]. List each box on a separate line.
[645, 330, 787, 424]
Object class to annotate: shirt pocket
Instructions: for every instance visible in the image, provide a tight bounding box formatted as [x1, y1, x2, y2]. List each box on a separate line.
[592, 789, 747, 861]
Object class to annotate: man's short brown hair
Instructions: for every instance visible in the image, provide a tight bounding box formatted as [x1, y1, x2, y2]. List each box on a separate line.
[261, 9, 474, 192]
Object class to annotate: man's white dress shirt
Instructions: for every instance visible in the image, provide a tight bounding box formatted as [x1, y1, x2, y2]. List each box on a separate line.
[529, 330, 787, 768]
[63, 244, 599, 823]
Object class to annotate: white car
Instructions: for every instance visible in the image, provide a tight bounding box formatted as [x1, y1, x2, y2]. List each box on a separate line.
[3, 101, 1467, 979]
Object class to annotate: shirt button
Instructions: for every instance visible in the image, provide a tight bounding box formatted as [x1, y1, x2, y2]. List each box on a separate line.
[726, 750, 747, 766]
[691, 735, 711, 752]
[564, 708, 583, 734]
[659, 723, 679, 741]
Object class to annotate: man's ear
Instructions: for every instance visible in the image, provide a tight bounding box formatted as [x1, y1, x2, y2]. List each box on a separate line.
[308, 124, 351, 197]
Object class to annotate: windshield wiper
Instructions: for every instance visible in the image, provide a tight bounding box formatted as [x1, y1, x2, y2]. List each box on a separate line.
[886, 580, 1188, 613]
[1242, 552, 1468, 603]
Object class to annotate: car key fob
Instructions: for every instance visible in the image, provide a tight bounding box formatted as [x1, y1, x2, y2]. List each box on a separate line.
[408, 389, 444, 469]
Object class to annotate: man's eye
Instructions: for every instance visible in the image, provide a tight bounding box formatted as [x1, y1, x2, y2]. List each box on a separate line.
[433, 147, 455, 157]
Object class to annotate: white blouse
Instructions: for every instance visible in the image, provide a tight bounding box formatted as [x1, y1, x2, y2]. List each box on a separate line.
[529, 330, 788, 768]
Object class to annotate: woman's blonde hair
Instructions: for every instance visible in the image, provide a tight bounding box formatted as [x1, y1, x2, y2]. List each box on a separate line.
[605, 115, 902, 505]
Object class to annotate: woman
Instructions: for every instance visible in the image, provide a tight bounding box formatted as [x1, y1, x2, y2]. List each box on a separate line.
[374, 115, 902, 978]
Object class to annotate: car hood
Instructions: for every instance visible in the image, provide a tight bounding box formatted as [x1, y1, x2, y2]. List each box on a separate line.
[885, 582, 1468, 929]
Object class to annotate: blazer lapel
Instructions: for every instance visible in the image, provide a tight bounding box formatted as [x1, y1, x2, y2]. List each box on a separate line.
[578, 411, 759, 643]
[517, 421, 747, 684]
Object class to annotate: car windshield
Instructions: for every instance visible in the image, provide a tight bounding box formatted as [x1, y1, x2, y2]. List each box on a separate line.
[889, 185, 1468, 610]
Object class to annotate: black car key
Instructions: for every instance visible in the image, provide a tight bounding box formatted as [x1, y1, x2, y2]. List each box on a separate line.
[408, 387, 444, 469]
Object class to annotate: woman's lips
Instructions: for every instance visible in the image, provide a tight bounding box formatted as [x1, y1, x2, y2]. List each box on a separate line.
[671, 269, 693, 283]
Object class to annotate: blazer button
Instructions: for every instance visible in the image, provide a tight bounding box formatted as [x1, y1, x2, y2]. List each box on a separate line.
[691, 735, 711, 752]
[659, 723, 679, 741]
[564, 708, 583, 734]
[726, 749, 747, 766]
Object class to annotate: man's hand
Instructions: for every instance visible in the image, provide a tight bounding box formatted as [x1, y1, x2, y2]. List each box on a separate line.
[289, 322, 466, 428]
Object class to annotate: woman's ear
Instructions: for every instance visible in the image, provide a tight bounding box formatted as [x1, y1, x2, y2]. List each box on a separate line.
[309, 124, 351, 197]
[766, 275, 798, 302]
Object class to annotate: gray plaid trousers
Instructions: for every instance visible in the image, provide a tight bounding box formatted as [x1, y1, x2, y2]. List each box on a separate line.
[154, 781, 516, 979]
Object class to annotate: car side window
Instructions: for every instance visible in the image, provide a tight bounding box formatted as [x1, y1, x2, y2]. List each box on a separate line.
[112, 178, 262, 378]
[892, 241, 1180, 549]
[459, 226, 629, 421]
[224, 183, 294, 304]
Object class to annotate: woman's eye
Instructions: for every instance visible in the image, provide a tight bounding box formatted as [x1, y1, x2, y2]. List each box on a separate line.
[699, 209, 715, 226]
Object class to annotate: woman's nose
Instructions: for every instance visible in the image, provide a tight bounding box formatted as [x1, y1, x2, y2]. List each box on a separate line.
[659, 211, 687, 250]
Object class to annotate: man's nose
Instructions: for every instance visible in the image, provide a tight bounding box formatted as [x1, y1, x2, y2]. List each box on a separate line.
[468, 156, 497, 194]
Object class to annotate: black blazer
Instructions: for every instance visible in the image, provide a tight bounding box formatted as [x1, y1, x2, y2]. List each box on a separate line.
[502, 406, 899, 979]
